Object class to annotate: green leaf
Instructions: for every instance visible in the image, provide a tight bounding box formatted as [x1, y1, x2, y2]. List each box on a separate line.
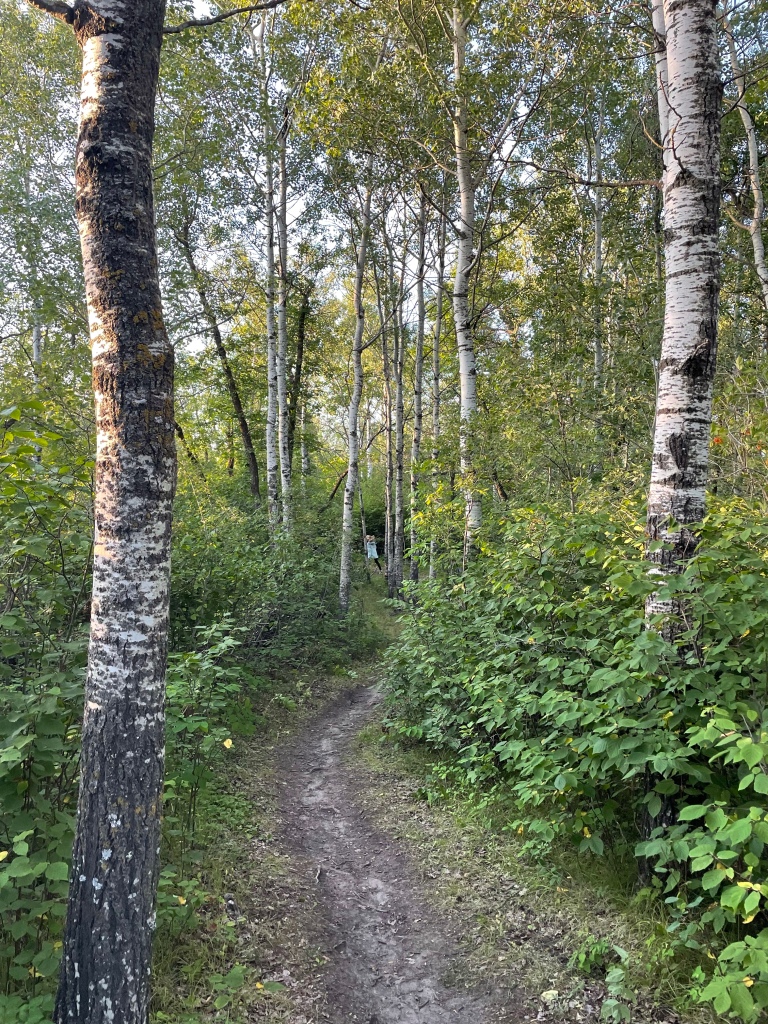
[647, 794, 662, 818]
[720, 885, 746, 911]
[44, 862, 70, 882]
[724, 818, 752, 845]
[737, 742, 764, 769]
[702, 868, 726, 892]
[728, 982, 754, 1019]
[679, 804, 709, 821]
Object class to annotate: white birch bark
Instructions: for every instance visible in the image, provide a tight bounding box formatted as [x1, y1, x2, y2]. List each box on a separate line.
[645, 0, 722, 625]
[382, 319, 395, 596]
[593, 97, 604, 391]
[24, 172, 43, 376]
[264, 157, 279, 527]
[410, 192, 426, 583]
[276, 106, 292, 528]
[34, 2, 176, 1020]
[365, 403, 373, 479]
[339, 164, 373, 614]
[652, 0, 670, 147]
[387, 232, 406, 596]
[250, 16, 279, 528]
[592, 98, 605, 476]
[451, 6, 481, 552]
[723, 12, 768, 324]
[32, 321, 43, 368]
[429, 209, 446, 581]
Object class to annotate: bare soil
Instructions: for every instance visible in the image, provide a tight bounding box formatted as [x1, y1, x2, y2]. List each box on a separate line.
[279, 685, 499, 1023]
[273, 681, 688, 1024]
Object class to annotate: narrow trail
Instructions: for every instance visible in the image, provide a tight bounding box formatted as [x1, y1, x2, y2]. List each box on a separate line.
[279, 684, 502, 1024]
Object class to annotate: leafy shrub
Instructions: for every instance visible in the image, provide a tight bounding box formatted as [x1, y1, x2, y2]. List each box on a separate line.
[386, 498, 768, 1021]
[0, 403, 90, 1000]
[0, 403, 377, 1013]
[171, 483, 375, 665]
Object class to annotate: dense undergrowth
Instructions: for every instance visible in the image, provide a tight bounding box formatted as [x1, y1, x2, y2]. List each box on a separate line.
[387, 498, 768, 1023]
[0, 403, 375, 1023]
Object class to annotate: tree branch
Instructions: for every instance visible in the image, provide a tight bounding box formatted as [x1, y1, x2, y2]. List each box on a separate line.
[320, 470, 348, 511]
[24, 0, 74, 24]
[523, 159, 661, 190]
[723, 204, 751, 232]
[163, 0, 288, 35]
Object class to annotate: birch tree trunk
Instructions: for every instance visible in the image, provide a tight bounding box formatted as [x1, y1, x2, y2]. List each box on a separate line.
[23, 170, 44, 377]
[429, 210, 446, 580]
[410, 192, 426, 583]
[651, 0, 670, 149]
[41, 3, 176, 1021]
[365, 408, 373, 479]
[451, 6, 481, 557]
[394, 309, 405, 594]
[387, 234, 406, 597]
[339, 167, 373, 614]
[723, 11, 768, 332]
[264, 150, 279, 526]
[276, 106, 292, 528]
[251, 16, 279, 527]
[382, 328, 395, 597]
[593, 97, 604, 392]
[358, 478, 370, 582]
[645, 0, 722, 627]
[32, 320, 43, 369]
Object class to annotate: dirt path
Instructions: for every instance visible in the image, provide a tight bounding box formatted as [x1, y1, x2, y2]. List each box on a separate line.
[279, 684, 499, 1024]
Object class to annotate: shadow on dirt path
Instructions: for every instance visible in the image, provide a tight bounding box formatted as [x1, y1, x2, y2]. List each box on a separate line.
[279, 684, 507, 1024]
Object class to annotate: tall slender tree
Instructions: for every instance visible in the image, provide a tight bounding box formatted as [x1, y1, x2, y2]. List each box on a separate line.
[248, 13, 280, 527]
[450, 5, 482, 554]
[645, 0, 722, 627]
[429, 206, 446, 580]
[410, 191, 427, 582]
[276, 104, 293, 527]
[339, 158, 373, 614]
[176, 226, 261, 501]
[722, 7, 768, 335]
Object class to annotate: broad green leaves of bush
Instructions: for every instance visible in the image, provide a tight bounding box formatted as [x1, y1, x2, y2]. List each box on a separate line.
[386, 498, 768, 1021]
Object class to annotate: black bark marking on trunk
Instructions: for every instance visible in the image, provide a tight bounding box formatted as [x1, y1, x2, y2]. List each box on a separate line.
[667, 431, 689, 469]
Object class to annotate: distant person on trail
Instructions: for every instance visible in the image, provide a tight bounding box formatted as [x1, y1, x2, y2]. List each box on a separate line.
[365, 534, 382, 572]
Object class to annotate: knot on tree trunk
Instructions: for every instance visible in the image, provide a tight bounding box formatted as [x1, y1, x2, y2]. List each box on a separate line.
[679, 328, 716, 379]
[72, 2, 120, 42]
[667, 431, 689, 470]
